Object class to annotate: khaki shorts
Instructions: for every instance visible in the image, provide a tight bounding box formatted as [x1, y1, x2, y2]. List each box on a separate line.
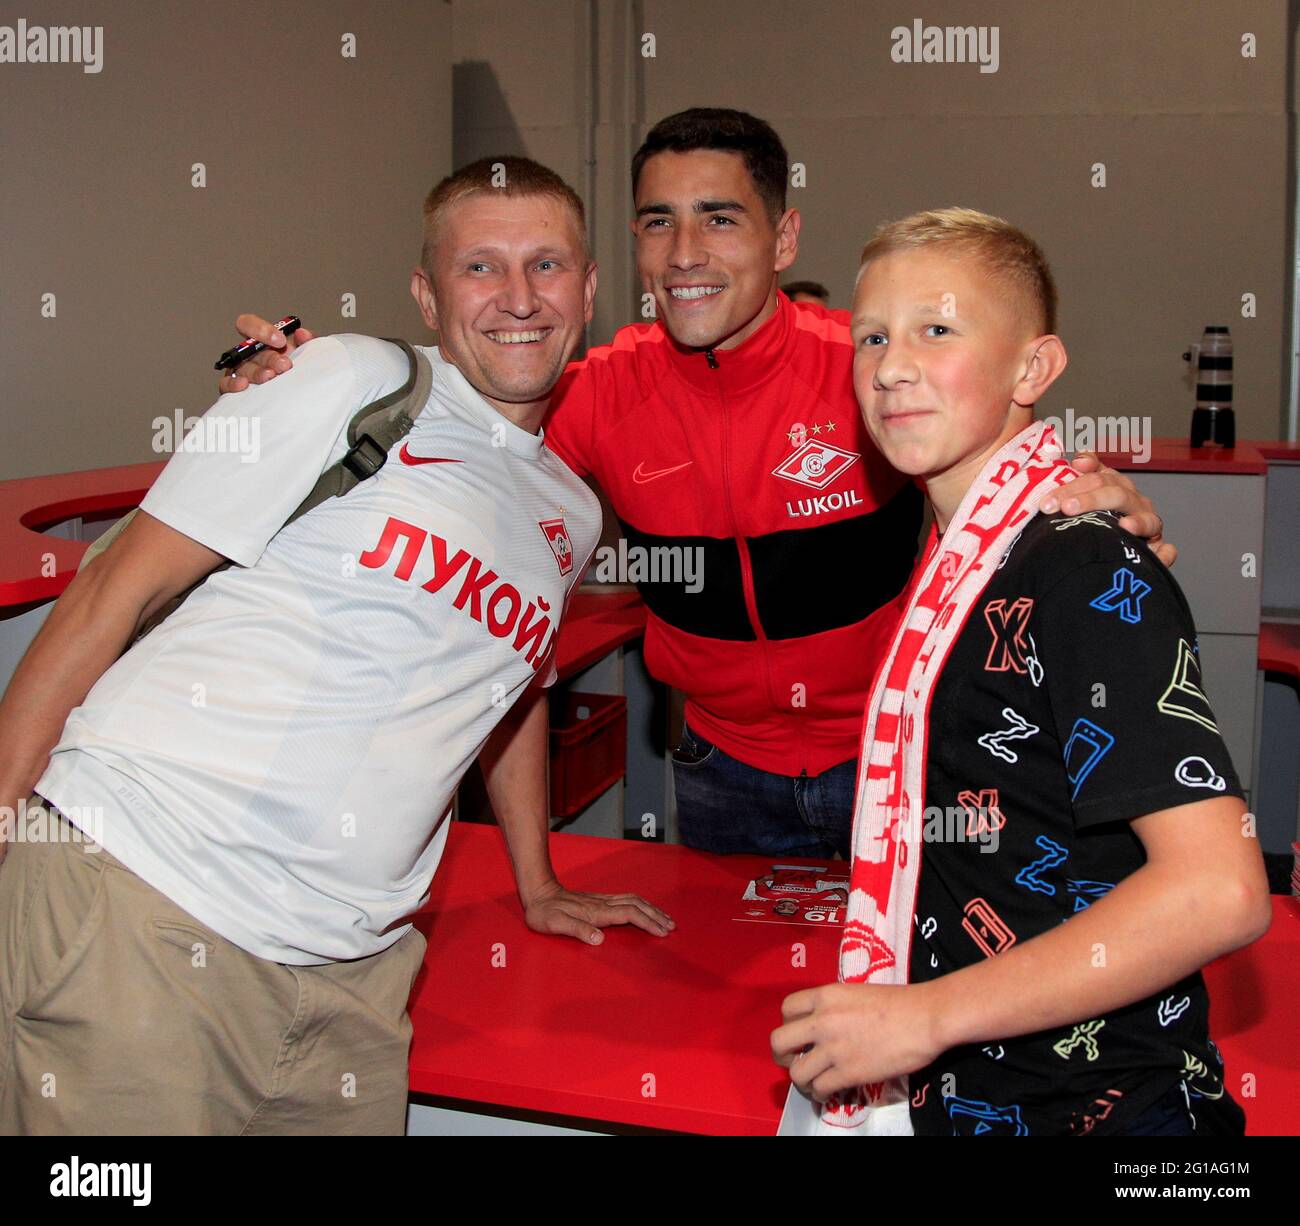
[0, 805, 426, 1136]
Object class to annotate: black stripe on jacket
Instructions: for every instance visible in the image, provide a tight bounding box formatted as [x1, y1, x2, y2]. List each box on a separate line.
[618, 483, 923, 641]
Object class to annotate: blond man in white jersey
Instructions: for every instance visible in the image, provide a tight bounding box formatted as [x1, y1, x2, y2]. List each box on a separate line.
[0, 157, 673, 1136]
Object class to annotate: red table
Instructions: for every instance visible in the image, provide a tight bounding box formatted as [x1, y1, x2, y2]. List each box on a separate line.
[1095, 438, 1268, 475]
[1259, 620, 1300, 682]
[1203, 897, 1300, 1136]
[407, 824, 840, 1134]
[407, 824, 1300, 1135]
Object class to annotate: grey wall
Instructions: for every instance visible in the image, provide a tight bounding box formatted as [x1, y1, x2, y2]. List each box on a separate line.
[1, 0, 452, 481]
[2, 1, 1295, 485]
[453, 0, 1298, 445]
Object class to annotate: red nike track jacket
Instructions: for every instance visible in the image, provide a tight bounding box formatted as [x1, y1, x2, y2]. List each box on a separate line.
[544, 291, 922, 777]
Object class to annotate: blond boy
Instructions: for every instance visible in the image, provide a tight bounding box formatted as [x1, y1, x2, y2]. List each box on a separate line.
[773, 208, 1269, 1136]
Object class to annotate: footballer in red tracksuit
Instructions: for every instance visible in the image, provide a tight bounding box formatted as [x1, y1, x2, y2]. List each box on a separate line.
[545, 290, 923, 857]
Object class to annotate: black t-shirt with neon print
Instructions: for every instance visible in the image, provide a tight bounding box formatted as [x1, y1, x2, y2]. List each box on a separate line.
[907, 509, 1247, 1137]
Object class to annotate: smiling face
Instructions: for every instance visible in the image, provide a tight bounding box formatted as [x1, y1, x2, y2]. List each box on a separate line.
[851, 246, 1066, 526]
[410, 192, 595, 427]
[632, 149, 798, 352]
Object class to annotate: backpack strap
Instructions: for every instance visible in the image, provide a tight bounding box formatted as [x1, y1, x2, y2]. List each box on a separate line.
[286, 338, 432, 527]
[79, 339, 433, 649]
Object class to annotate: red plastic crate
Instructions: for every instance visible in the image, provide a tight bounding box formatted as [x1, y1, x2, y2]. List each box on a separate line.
[549, 691, 627, 818]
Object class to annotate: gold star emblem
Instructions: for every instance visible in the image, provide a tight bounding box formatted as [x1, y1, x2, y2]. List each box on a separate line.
[811, 423, 822, 435]
[824, 420, 837, 433]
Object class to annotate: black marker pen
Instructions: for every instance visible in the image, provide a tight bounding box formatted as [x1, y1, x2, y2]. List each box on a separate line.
[214, 315, 301, 371]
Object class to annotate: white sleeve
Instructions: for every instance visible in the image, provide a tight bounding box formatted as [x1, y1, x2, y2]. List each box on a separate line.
[140, 335, 410, 566]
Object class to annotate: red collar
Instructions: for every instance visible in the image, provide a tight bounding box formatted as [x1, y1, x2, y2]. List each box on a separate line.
[663, 290, 794, 396]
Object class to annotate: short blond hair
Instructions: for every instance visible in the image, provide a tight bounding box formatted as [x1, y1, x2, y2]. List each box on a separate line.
[420, 156, 589, 275]
[857, 206, 1057, 337]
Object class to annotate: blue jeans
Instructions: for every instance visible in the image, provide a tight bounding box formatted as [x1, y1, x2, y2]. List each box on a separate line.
[671, 724, 856, 859]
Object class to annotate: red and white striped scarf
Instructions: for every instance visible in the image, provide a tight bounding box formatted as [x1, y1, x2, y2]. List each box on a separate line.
[780, 421, 1075, 1136]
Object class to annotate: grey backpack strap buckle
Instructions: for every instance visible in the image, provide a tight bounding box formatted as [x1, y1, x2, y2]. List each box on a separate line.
[342, 433, 389, 481]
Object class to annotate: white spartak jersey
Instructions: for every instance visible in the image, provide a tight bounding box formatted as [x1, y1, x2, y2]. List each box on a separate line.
[39, 337, 600, 964]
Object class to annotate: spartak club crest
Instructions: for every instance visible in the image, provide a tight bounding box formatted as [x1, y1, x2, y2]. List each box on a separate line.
[772, 439, 859, 491]
[539, 517, 573, 576]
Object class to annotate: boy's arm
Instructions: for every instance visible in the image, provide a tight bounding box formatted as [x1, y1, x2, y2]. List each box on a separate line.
[774, 793, 1269, 1097]
[0, 512, 225, 862]
[477, 686, 674, 943]
[927, 793, 1269, 1045]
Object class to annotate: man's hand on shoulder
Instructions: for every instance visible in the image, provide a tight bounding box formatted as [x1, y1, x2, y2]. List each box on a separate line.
[1040, 451, 1177, 567]
[218, 313, 316, 394]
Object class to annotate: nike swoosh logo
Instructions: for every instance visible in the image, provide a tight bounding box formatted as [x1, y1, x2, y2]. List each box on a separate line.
[633, 460, 693, 484]
[399, 444, 464, 466]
